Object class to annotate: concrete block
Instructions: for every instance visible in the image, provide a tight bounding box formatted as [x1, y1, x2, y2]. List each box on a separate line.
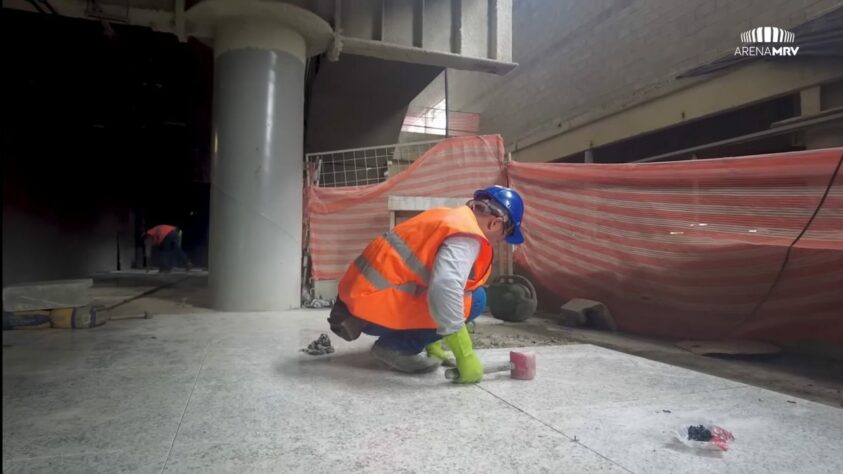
[3, 279, 93, 312]
[558, 298, 616, 331]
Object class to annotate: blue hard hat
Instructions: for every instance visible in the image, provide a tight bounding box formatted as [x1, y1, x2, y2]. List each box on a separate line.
[473, 185, 525, 245]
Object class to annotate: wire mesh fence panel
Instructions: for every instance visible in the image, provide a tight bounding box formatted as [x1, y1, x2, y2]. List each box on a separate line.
[306, 140, 444, 187]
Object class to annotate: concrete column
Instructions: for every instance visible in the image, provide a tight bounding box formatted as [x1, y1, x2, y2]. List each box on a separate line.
[208, 20, 305, 311]
[189, 1, 332, 311]
[804, 123, 843, 149]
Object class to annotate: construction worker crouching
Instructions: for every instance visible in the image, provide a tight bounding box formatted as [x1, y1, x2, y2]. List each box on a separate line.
[328, 185, 525, 383]
[142, 224, 192, 273]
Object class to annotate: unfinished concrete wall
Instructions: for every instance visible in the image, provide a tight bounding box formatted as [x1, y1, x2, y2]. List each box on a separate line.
[409, 72, 448, 112]
[305, 54, 442, 152]
[398, 71, 447, 143]
[1, 202, 131, 286]
[1, 139, 135, 285]
[448, 0, 843, 146]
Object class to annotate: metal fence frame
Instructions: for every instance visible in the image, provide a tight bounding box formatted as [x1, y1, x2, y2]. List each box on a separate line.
[306, 139, 445, 187]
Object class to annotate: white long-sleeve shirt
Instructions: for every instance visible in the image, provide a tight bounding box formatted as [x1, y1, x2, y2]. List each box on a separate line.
[427, 235, 482, 336]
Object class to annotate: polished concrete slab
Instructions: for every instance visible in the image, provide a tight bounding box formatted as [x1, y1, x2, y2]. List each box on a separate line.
[3, 310, 842, 473]
[3, 278, 93, 312]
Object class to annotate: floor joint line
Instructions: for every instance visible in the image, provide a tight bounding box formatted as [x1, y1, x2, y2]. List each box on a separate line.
[161, 342, 210, 473]
[477, 384, 636, 474]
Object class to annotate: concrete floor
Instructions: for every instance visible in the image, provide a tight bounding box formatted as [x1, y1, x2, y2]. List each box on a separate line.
[472, 316, 843, 409]
[85, 272, 843, 409]
[4, 303, 843, 473]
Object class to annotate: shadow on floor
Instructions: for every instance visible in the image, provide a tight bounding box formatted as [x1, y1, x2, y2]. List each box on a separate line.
[662, 438, 724, 459]
[276, 350, 456, 390]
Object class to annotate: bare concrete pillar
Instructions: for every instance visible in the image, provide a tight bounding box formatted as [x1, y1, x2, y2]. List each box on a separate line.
[208, 22, 304, 311]
[189, 1, 331, 310]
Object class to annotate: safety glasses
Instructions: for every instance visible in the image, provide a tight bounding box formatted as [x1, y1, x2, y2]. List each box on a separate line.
[467, 199, 515, 236]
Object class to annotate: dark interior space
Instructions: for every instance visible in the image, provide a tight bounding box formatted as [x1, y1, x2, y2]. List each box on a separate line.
[2, 9, 213, 284]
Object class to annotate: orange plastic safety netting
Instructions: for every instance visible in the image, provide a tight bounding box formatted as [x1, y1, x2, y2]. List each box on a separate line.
[508, 148, 843, 343]
[306, 136, 842, 343]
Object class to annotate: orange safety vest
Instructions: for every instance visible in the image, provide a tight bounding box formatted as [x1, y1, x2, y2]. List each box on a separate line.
[146, 225, 177, 246]
[339, 206, 494, 330]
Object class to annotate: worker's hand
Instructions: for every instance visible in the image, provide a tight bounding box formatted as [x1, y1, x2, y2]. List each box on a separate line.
[425, 340, 457, 367]
[442, 325, 483, 383]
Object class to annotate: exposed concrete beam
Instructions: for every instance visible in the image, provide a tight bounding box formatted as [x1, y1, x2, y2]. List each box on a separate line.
[512, 59, 843, 163]
[7, 0, 516, 75]
[174, 0, 186, 42]
[341, 36, 516, 75]
[451, 0, 462, 55]
[488, 0, 511, 62]
[634, 110, 843, 163]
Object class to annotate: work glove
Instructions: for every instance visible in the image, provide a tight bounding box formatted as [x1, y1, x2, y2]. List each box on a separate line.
[442, 325, 483, 383]
[425, 340, 457, 367]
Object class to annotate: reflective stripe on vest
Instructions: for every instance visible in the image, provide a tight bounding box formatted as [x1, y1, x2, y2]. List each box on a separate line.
[354, 230, 429, 295]
[383, 231, 431, 283]
[353, 253, 422, 296]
